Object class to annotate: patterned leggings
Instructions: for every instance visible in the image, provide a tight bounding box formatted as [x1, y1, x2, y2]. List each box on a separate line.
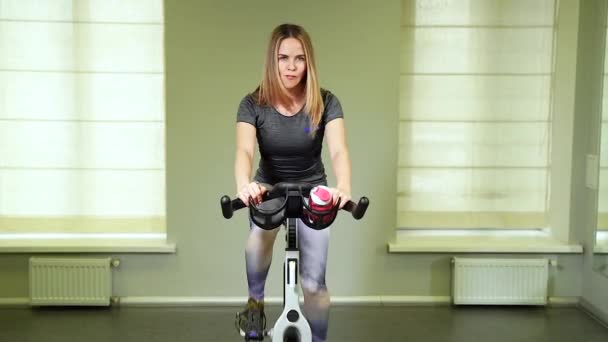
[245, 219, 331, 342]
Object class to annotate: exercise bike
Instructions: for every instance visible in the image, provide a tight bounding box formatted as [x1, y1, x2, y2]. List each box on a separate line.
[221, 182, 369, 342]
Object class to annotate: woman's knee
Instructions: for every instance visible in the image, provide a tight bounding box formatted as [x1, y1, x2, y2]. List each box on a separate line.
[301, 276, 329, 297]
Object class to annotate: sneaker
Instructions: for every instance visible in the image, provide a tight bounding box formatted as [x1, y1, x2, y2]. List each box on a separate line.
[235, 298, 266, 340]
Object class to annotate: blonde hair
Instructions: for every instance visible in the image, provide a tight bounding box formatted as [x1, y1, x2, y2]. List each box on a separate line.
[255, 23, 324, 132]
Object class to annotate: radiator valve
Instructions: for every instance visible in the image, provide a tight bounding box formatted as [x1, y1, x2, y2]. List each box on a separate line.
[111, 258, 121, 268]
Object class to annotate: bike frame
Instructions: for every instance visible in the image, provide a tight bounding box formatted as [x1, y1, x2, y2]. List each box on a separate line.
[220, 182, 369, 342]
[267, 216, 312, 341]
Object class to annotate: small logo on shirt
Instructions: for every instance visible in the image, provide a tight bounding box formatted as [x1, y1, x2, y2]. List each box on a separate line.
[304, 126, 318, 133]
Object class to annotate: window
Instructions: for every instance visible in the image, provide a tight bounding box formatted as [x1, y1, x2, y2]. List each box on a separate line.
[0, 0, 166, 241]
[398, 0, 555, 230]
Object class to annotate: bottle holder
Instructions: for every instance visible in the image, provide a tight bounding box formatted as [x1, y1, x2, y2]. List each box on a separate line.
[300, 197, 340, 230]
[248, 195, 339, 230]
[248, 196, 287, 230]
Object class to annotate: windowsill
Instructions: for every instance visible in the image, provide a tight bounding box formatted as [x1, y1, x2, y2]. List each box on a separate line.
[595, 232, 608, 254]
[0, 237, 176, 254]
[388, 229, 583, 254]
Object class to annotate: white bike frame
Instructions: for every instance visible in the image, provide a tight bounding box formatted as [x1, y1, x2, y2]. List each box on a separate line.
[267, 217, 312, 342]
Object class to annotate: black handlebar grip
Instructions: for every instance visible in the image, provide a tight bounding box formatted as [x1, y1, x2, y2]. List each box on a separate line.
[221, 195, 234, 219]
[352, 196, 369, 219]
[221, 195, 247, 219]
[342, 197, 369, 220]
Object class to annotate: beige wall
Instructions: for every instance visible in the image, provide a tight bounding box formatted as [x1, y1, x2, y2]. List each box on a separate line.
[0, 0, 602, 314]
[576, 0, 608, 322]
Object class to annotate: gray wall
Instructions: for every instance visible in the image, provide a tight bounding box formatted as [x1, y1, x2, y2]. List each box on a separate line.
[0, 0, 603, 317]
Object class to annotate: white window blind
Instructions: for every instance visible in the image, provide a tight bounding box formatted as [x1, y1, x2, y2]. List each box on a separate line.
[0, 0, 166, 238]
[398, 0, 555, 229]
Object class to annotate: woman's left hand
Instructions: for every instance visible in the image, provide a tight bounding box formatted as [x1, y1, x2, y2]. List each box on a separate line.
[330, 187, 351, 209]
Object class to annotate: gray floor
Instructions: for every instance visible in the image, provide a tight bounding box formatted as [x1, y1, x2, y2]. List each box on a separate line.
[0, 305, 607, 342]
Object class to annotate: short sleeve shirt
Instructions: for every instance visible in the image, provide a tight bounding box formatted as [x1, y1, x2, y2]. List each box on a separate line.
[236, 89, 343, 186]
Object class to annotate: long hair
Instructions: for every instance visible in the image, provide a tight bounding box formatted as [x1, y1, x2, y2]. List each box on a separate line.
[255, 24, 324, 132]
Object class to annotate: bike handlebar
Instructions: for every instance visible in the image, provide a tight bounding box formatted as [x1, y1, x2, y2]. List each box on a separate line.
[220, 182, 369, 220]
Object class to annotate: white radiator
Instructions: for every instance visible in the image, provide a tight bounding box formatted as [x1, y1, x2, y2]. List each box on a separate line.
[451, 257, 549, 305]
[29, 257, 112, 306]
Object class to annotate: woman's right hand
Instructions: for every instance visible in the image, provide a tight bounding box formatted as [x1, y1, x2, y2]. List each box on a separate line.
[237, 182, 267, 206]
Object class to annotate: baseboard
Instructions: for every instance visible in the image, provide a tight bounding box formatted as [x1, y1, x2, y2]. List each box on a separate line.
[579, 298, 608, 328]
[0, 298, 29, 307]
[116, 295, 452, 307]
[0, 296, 581, 308]
[548, 296, 580, 306]
[113, 296, 577, 307]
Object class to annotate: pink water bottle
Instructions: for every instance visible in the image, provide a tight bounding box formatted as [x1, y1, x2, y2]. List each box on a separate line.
[307, 185, 333, 224]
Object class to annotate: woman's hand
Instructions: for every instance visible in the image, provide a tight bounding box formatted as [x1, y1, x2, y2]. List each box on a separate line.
[330, 187, 351, 209]
[237, 182, 267, 206]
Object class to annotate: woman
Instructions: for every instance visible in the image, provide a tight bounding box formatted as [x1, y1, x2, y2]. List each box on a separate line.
[234, 23, 351, 342]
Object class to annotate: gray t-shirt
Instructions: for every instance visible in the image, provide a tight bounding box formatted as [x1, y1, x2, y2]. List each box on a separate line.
[236, 89, 344, 186]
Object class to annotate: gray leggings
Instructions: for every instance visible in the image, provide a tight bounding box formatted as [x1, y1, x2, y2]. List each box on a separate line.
[245, 219, 330, 342]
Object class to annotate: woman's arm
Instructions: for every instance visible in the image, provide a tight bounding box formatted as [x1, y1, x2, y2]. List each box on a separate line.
[325, 118, 352, 208]
[235, 122, 265, 206]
